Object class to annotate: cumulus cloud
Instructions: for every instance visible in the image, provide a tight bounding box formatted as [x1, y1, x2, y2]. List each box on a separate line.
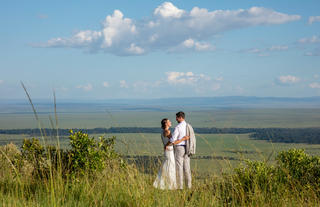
[76, 83, 93, 91]
[166, 71, 211, 85]
[275, 75, 300, 85]
[308, 16, 320, 25]
[310, 82, 320, 89]
[165, 71, 223, 94]
[170, 38, 215, 52]
[37, 2, 300, 56]
[102, 81, 110, 87]
[126, 43, 145, 55]
[154, 2, 185, 19]
[120, 80, 129, 88]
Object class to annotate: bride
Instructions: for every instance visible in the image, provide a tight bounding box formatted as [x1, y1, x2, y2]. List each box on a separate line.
[153, 118, 189, 190]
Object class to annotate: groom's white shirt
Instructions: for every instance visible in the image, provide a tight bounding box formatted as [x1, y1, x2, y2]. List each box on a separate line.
[170, 120, 187, 146]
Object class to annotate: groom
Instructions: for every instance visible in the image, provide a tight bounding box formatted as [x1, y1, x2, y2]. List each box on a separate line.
[170, 111, 193, 189]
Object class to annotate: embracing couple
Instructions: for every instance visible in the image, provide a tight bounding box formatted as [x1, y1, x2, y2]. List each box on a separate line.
[153, 111, 196, 190]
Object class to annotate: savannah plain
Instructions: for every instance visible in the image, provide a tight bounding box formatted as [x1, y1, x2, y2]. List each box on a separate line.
[2, 107, 320, 174]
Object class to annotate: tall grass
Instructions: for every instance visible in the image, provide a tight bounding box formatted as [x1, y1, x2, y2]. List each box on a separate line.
[1, 85, 320, 206]
[2, 144, 320, 206]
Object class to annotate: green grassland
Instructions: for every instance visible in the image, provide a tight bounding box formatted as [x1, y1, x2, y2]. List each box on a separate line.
[1, 108, 320, 174]
[97, 133, 320, 174]
[2, 132, 320, 175]
[1, 108, 320, 129]
[2, 108, 320, 206]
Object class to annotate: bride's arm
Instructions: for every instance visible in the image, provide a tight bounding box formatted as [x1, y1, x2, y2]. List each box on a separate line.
[163, 130, 173, 150]
[164, 141, 173, 150]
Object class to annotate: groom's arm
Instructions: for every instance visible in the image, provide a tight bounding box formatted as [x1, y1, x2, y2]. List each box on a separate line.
[173, 135, 189, 145]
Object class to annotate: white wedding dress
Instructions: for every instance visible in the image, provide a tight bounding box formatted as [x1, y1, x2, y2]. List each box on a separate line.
[153, 132, 177, 190]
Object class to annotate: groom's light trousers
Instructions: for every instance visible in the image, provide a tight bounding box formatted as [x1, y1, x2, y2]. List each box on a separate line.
[175, 145, 192, 189]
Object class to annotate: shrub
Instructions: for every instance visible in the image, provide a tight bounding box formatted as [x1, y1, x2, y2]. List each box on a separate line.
[68, 130, 120, 176]
[21, 138, 54, 178]
[0, 143, 21, 178]
[231, 148, 320, 204]
[277, 149, 320, 189]
[233, 160, 276, 193]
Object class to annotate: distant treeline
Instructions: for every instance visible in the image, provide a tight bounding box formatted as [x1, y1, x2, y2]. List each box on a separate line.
[1, 127, 320, 144]
[0, 127, 256, 136]
[249, 128, 320, 144]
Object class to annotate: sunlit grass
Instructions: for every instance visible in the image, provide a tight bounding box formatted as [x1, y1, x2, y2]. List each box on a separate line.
[1, 85, 320, 206]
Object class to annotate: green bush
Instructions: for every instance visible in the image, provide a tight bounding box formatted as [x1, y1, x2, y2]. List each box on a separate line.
[233, 160, 276, 194]
[21, 138, 56, 178]
[16, 131, 121, 178]
[21, 138, 45, 163]
[0, 143, 21, 178]
[68, 130, 120, 176]
[232, 148, 320, 203]
[277, 149, 320, 188]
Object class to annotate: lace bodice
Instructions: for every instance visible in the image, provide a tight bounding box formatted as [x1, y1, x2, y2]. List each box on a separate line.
[161, 130, 173, 150]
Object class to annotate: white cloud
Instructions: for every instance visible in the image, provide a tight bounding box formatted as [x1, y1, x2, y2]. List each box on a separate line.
[298, 35, 320, 44]
[44, 30, 102, 48]
[120, 80, 129, 88]
[246, 48, 263, 54]
[183, 39, 195, 48]
[154, 2, 185, 19]
[276, 75, 300, 85]
[170, 38, 215, 52]
[268, 45, 289, 51]
[37, 2, 300, 56]
[215, 76, 224, 81]
[305, 51, 320, 56]
[242, 45, 288, 56]
[166, 71, 210, 85]
[126, 43, 145, 55]
[304, 47, 320, 56]
[196, 42, 212, 51]
[132, 81, 151, 92]
[310, 82, 320, 89]
[101, 10, 136, 48]
[308, 16, 320, 25]
[102, 81, 110, 88]
[76, 83, 93, 91]
[298, 35, 320, 56]
[0, 80, 3, 84]
[165, 71, 223, 94]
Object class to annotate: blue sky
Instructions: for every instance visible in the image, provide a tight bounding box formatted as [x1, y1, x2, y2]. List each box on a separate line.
[1, 0, 320, 100]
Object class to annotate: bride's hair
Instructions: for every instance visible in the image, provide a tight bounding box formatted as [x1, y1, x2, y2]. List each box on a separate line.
[161, 118, 168, 129]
